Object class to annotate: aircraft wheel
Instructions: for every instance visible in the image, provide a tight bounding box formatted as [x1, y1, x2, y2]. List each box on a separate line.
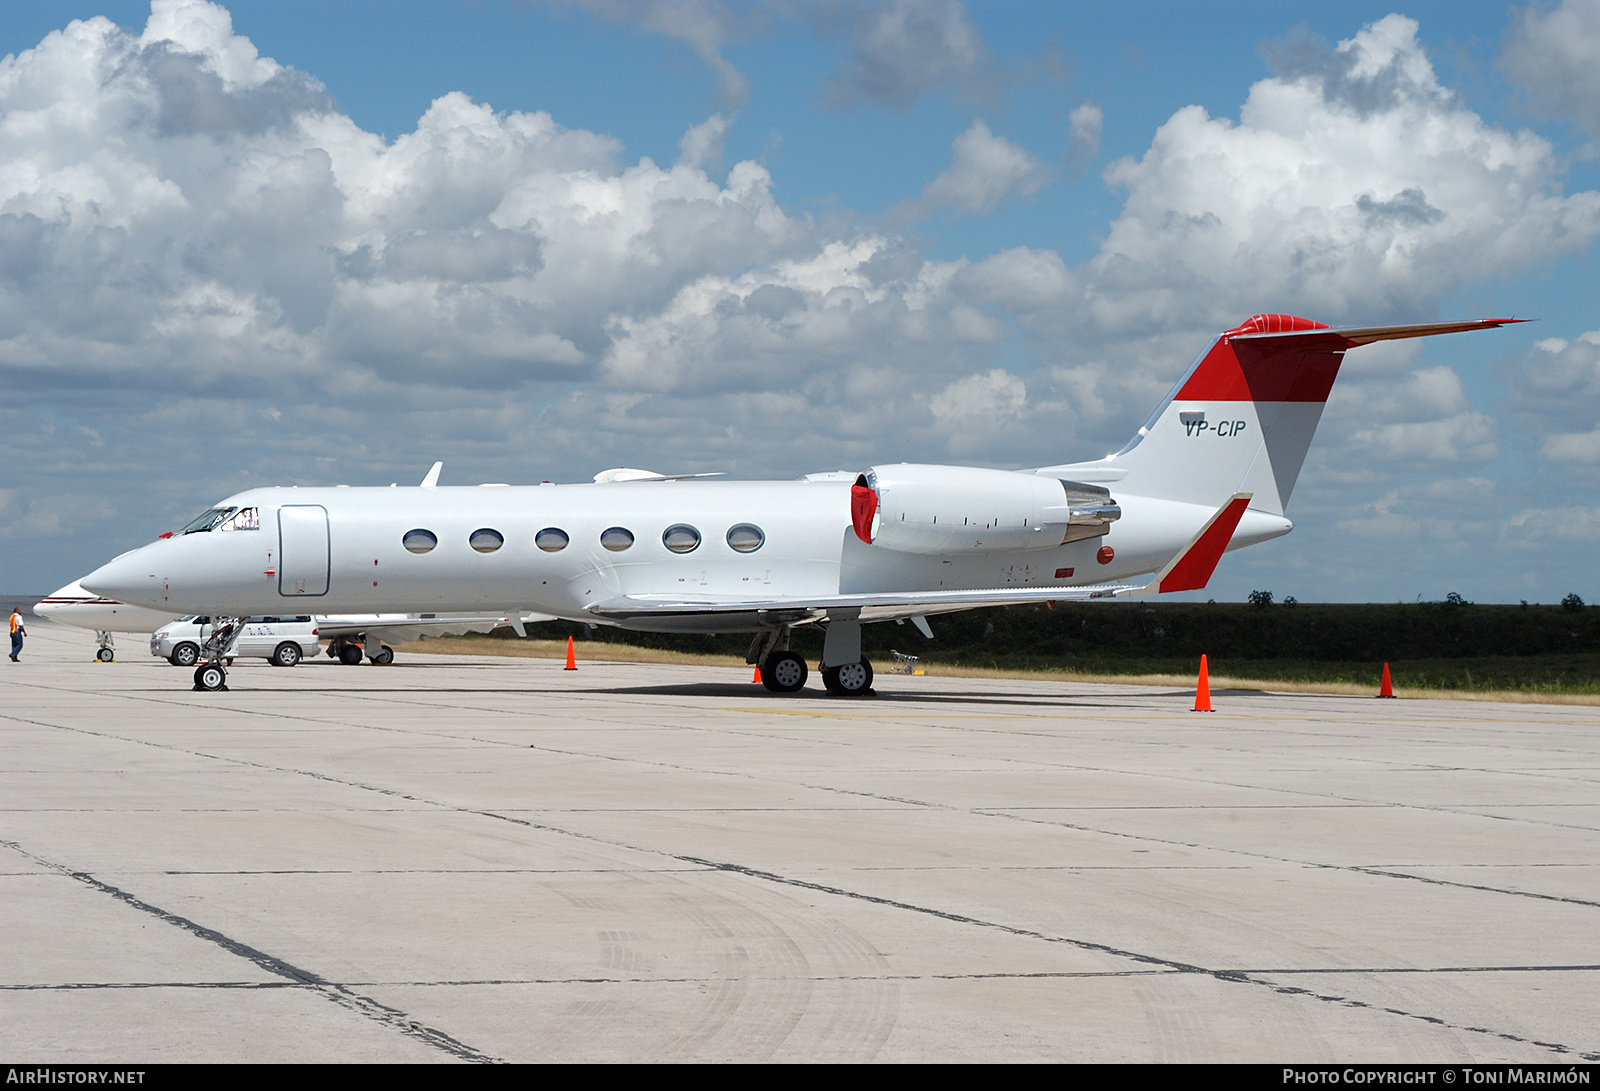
[338, 643, 364, 666]
[760, 651, 808, 693]
[193, 663, 227, 691]
[822, 657, 874, 697]
[96, 648, 114, 662]
[271, 642, 302, 668]
[370, 645, 394, 666]
[170, 642, 199, 667]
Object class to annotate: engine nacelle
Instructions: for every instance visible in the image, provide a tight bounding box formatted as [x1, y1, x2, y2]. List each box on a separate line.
[851, 464, 1120, 554]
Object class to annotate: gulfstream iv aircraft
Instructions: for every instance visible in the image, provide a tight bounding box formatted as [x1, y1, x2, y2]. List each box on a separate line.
[82, 314, 1517, 694]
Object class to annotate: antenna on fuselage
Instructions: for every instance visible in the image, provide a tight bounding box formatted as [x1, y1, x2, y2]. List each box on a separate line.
[420, 462, 443, 488]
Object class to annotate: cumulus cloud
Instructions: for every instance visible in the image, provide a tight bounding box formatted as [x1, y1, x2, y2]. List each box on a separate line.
[1542, 427, 1600, 462]
[817, 0, 994, 111]
[903, 120, 1046, 219]
[1504, 330, 1600, 449]
[1501, 0, 1600, 135]
[535, 1, 997, 112]
[1085, 14, 1600, 334]
[536, 0, 766, 104]
[1065, 101, 1102, 173]
[1506, 504, 1600, 542]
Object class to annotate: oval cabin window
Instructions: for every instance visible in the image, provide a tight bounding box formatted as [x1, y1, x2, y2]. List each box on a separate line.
[662, 524, 701, 554]
[535, 527, 569, 553]
[469, 528, 504, 553]
[600, 526, 634, 552]
[402, 529, 437, 554]
[726, 524, 765, 553]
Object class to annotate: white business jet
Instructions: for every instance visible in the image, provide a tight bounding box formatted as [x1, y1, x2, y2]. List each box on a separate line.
[34, 576, 544, 664]
[33, 579, 182, 660]
[38, 465, 550, 663]
[80, 314, 1518, 694]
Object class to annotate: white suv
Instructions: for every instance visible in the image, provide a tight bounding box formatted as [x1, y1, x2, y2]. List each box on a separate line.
[152, 616, 320, 668]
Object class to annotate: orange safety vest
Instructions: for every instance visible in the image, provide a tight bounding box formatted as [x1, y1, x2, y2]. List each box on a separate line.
[9, 613, 20, 634]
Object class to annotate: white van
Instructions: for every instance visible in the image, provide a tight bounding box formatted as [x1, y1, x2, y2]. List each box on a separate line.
[152, 616, 319, 667]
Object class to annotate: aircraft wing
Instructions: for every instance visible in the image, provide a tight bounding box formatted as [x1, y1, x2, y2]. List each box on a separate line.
[585, 581, 1147, 626]
[315, 613, 554, 642]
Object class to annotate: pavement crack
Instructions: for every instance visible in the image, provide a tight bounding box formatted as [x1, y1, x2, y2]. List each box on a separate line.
[0, 838, 503, 1064]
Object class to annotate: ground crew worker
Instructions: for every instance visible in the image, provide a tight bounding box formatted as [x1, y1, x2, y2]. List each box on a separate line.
[9, 607, 25, 662]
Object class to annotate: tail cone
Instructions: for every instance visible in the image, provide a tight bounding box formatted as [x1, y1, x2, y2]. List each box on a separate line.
[1193, 654, 1212, 712]
[1379, 662, 1394, 698]
[564, 635, 577, 671]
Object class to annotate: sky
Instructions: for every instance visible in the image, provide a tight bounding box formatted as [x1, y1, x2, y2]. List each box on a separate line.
[2, 0, 1599, 604]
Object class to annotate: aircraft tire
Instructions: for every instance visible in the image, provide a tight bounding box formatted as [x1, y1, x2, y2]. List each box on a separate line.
[271, 642, 302, 668]
[193, 663, 227, 691]
[760, 651, 808, 693]
[822, 658, 874, 697]
[170, 642, 200, 667]
[337, 643, 364, 666]
[96, 648, 114, 662]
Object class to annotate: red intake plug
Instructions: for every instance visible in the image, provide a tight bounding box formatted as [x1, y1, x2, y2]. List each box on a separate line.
[851, 475, 878, 545]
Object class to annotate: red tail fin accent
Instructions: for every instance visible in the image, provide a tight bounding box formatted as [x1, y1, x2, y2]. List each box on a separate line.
[1159, 495, 1252, 593]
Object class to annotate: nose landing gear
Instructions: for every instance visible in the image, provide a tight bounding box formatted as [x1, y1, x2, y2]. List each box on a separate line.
[191, 616, 242, 692]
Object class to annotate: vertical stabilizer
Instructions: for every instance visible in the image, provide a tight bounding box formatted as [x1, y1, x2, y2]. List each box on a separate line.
[1036, 314, 1522, 515]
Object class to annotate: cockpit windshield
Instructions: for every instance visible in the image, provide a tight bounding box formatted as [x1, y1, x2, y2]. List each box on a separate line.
[180, 507, 238, 534]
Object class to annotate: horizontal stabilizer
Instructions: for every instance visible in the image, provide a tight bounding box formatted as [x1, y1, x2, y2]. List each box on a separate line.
[1231, 317, 1525, 350]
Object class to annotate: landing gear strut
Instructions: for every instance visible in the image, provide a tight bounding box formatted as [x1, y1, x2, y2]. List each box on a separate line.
[192, 616, 242, 692]
[94, 630, 115, 662]
[819, 611, 875, 697]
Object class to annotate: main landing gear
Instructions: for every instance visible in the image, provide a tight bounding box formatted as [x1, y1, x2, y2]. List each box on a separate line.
[328, 638, 394, 665]
[822, 657, 874, 697]
[750, 617, 877, 697]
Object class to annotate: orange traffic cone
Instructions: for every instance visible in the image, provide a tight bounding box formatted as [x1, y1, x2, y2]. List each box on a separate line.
[564, 635, 577, 671]
[752, 665, 762, 683]
[1379, 662, 1395, 698]
[1193, 654, 1212, 712]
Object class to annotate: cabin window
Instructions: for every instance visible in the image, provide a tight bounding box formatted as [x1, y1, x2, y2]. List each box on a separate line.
[402, 529, 437, 554]
[662, 524, 701, 554]
[219, 507, 259, 532]
[180, 507, 237, 534]
[535, 528, 569, 552]
[469, 528, 504, 553]
[600, 526, 634, 552]
[726, 524, 765, 553]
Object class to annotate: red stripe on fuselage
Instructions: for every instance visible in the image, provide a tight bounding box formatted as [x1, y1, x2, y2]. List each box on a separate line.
[1175, 337, 1347, 403]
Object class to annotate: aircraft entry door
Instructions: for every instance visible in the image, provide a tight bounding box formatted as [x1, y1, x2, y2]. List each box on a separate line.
[278, 505, 330, 597]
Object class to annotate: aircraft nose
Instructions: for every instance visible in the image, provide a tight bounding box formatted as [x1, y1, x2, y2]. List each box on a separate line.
[81, 552, 163, 609]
